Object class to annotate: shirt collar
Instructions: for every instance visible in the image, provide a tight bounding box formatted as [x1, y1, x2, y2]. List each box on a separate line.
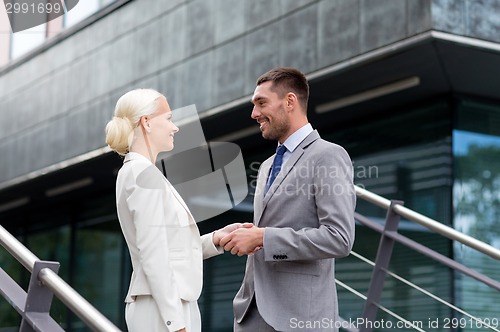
[123, 152, 154, 164]
[281, 123, 313, 153]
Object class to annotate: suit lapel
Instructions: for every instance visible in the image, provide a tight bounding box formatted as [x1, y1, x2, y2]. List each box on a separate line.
[262, 148, 304, 206]
[254, 158, 272, 226]
[164, 178, 196, 224]
[126, 152, 196, 224]
[257, 131, 321, 223]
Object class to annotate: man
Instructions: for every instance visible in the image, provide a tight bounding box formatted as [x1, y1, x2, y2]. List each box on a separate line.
[220, 67, 356, 331]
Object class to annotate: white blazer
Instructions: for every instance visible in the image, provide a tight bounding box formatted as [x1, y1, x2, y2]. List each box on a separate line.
[116, 152, 222, 330]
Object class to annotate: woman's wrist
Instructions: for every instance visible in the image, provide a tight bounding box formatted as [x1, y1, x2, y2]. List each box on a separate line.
[212, 230, 221, 246]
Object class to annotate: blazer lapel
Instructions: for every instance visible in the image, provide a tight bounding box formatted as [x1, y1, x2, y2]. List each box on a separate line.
[164, 178, 196, 224]
[261, 148, 304, 207]
[255, 158, 272, 226]
[125, 152, 196, 224]
[259, 130, 321, 219]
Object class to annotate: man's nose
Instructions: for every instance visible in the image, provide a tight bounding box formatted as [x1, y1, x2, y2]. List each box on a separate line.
[251, 107, 260, 119]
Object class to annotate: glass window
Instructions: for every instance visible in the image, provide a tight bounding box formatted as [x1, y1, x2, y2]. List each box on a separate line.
[10, 23, 47, 59]
[70, 194, 127, 331]
[0, 240, 23, 329]
[0, 192, 125, 331]
[72, 220, 124, 331]
[0, 8, 10, 66]
[453, 98, 500, 324]
[5, 0, 118, 63]
[197, 212, 249, 332]
[327, 100, 452, 223]
[64, 0, 116, 28]
[26, 225, 71, 328]
[64, 0, 99, 28]
[323, 100, 454, 325]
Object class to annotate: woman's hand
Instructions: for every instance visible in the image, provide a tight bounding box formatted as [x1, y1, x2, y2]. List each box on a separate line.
[212, 222, 253, 246]
[219, 226, 264, 256]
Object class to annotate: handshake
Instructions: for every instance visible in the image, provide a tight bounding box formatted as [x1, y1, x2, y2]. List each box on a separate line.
[212, 223, 264, 256]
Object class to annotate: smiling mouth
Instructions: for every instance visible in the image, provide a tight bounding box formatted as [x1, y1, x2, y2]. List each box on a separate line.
[259, 120, 268, 130]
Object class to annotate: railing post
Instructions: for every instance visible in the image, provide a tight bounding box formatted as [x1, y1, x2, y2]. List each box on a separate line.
[1, 223, 122, 331]
[359, 200, 403, 332]
[20, 260, 65, 332]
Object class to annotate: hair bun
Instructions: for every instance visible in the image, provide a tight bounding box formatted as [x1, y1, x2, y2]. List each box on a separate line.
[105, 115, 134, 156]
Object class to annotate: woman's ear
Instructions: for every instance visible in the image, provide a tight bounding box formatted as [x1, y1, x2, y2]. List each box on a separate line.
[140, 116, 151, 132]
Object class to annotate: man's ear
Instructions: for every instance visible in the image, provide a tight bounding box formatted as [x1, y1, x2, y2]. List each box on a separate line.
[285, 92, 298, 111]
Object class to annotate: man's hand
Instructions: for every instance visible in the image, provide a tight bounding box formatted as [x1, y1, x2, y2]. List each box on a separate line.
[220, 226, 265, 256]
[213, 222, 253, 246]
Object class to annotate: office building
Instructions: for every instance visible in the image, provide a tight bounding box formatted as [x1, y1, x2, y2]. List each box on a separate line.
[1, 1, 499, 330]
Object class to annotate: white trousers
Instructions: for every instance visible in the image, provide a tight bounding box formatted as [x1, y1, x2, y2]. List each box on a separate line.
[125, 295, 201, 332]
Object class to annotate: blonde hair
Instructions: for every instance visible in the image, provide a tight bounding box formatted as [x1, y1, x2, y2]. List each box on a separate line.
[105, 89, 164, 155]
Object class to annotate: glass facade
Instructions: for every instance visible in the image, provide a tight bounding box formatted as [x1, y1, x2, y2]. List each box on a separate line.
[1, 0, 118, 63]
[453, 99, 500, 328]
[64, 0, 116, 28]
[0, 194, 128, 331]
[10, 23, 47, 59]
[327, 100, 454, 330]
[0, 247, 22, 330]
[199, 217, 248, 332]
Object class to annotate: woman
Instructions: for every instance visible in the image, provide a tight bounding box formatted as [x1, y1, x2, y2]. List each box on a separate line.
[105, 89, 246, 332]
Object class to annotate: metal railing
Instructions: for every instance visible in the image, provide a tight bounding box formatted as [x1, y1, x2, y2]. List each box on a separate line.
[335, 186, 500, 332]
[1, 185, 499, 332]
[0, 224, 121, 332]
[355, 186, 500, 260]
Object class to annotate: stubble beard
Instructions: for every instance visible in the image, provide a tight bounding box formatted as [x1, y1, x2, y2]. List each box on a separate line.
[261, 106, 289, 142]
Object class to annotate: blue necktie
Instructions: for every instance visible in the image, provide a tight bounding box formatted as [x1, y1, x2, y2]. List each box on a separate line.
[266, 144, 287, 194]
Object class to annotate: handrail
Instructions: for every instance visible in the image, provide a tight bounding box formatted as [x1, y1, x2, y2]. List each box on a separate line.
[355, 186, 500, 261]
[354, 211, 500, 291]
[0, 224, 38, 271]
[345, 190, 500, 332]
[0, 224, 121, 332]
[344, 251, 500, 332]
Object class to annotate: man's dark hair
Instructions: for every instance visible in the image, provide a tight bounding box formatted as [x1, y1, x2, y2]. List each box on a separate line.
[257, 67, 309, 113]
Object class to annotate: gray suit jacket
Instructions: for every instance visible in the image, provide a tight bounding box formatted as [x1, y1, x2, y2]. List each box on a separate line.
[234, 130, 356, 331]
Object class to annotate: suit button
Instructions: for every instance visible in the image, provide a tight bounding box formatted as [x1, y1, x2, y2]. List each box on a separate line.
[166, 321, 171, 326]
